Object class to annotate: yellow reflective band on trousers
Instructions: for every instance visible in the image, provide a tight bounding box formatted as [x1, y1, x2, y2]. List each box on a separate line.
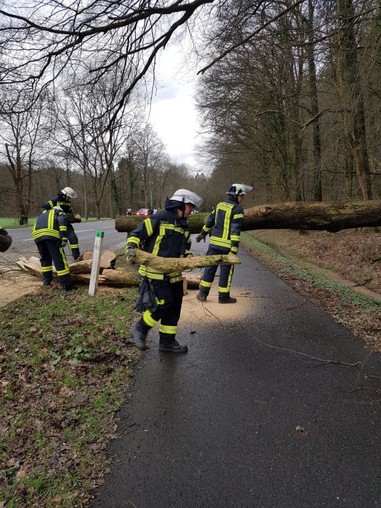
[41, 265, 53, 272]
[159, 324, 177, 335]
[200, 280, 213, 289]
[57, 247, 70, 276]
[142, 310, 158, 328]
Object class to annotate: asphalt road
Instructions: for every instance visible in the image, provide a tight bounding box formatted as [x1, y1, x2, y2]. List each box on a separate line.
[90, 247, 381, 507]
[0, 220, 125, 265]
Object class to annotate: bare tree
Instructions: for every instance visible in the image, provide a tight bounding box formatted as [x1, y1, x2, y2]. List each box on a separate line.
[0, 0, 214, 125]
[0, 89, 50, 223]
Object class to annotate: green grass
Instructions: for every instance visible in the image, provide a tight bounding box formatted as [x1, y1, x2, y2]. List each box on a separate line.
[241, 232, 381, 319]
[0, 286, 139, 507]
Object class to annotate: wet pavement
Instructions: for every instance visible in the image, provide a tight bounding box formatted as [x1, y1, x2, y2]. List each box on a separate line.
[90, 248, 381, 507]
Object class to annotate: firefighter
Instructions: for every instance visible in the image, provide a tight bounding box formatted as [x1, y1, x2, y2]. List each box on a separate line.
[0, 227, 12, 252]
[126, 189, 203, 353]
[32, 206, 75, 290]
[42, 187, 81, 261]
[196, 183, 253, 303]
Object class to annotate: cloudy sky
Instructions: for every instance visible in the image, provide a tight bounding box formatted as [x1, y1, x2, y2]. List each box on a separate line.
[148, 41, 203, 174]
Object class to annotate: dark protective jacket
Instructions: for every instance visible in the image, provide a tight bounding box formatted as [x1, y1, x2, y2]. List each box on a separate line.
[126, 208, 191, 282]
[198, 196, 244, 253]
[32, 209, 68, 243]
[42, 193, 72, 214]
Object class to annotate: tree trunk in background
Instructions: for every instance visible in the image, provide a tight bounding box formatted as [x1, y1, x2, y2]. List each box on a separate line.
[336, 0, 372, 200]
[116, 200, 381, 233]
[307, 0, 322, 201]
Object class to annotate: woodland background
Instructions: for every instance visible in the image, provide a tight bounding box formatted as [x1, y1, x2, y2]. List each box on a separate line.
[0, 1, 380, 223]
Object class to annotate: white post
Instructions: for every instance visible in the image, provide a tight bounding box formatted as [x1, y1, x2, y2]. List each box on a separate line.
[88, 230, 104, 296]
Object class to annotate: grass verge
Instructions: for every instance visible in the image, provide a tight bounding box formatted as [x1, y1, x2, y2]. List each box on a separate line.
[241, 232, 381, 353]
[0, 285, 139, 507]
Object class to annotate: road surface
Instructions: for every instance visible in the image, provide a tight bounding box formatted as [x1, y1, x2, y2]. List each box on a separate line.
[90, 247, 381, 507]
[0, 220, 125, 266]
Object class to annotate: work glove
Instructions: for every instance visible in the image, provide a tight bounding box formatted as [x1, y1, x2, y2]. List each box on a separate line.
[126, 246, 137, 261]
[61, 237, 68, 247]
[195, 234, 205, 243]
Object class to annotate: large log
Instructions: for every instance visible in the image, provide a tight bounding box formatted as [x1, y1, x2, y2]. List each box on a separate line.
[115, 200, 381, 233]
[130, 249, 240, 273]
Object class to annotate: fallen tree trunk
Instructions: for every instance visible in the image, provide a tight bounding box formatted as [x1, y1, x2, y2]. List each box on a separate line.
[115, 200, 381, 233]
[130, 250, 240, 273]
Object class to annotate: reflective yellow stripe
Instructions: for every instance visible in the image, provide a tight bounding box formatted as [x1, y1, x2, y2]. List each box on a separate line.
[159, 324, 177, 335]
[231, 235, 240, 242]
[144, 218, 153, 236]
[41, 266, 52, 272]
[210, 237, 231, 248]
[143, 310, 158, 327]
[126, 237, 140, 247]
[233, 213, 244, 219]
[200, 280, 213, 288]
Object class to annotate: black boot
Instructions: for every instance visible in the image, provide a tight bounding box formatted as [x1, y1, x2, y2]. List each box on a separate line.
[197, 289, 208, 302]
[132, 321, 148, 351]
[218, 295, 237, 304]
[159, 340, 188, 354]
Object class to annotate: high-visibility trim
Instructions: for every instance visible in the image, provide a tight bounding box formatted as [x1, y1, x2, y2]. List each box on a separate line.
[138, 266, 182, 283]
[233, 213, 244, 219]
[57, 268, 70, 276]
[60, 225, 67, 232]
[41, 266, 53, 272]
[142, 310, 158, 327]
[70, 243, 79, 248]
[210, 237, 231, 248]
[230, 235, 240, 242]
[144, 218, 153, 236]
[126, 237, 140, 247]
[202, 225, 212, 233]
[200, 280, 213, 288]
[159, 324, 177, 335]
[59, 246, 70, 274]
[230, 247, 238, 253]
[32, 228, 61, 240]
[218, 286, 230, 293]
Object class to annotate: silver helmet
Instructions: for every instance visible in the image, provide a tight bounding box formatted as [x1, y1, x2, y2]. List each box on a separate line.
[169, 189, 203, 208]
[61, 186, 78, 199]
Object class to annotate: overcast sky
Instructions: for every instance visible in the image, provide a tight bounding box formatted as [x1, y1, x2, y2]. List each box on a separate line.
[148, 41, 203, 174]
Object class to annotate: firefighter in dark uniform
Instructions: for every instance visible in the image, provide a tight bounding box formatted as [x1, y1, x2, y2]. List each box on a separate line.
[196, 183, 253, 304]
[32, 206, 74, 290]
[42, 187, 81, 261]
[126, 189, 203, 353]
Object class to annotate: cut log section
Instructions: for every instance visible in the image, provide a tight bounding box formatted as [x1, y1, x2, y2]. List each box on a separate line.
[129, 249, 240, 273]
[16, 250, 205, 288]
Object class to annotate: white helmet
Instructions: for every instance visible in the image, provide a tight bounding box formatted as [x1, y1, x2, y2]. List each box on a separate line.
[226, 183, 253, 196]
[169, 189, 203, 208]
[61, 186, 78, 199]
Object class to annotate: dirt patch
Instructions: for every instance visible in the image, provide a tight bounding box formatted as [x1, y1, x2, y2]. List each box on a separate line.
[0, 271, 41, 306]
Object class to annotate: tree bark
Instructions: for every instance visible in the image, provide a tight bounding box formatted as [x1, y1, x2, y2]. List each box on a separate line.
[130, 250, 240, 273]
[115, 200, 381, 234]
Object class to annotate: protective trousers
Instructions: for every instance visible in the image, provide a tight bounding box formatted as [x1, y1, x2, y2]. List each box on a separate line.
[35, 238, 71, 288]
[199, 245, 235, 298]
[137, 279, 184, 345]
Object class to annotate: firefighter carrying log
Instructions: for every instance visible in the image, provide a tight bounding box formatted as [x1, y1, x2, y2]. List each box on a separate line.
[32, 206, 75, 290]
[42, 187, 81, 261]
[0, 227, 12, 252]
[196, 183, 253, 304]
[126, 189, 203, 353]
